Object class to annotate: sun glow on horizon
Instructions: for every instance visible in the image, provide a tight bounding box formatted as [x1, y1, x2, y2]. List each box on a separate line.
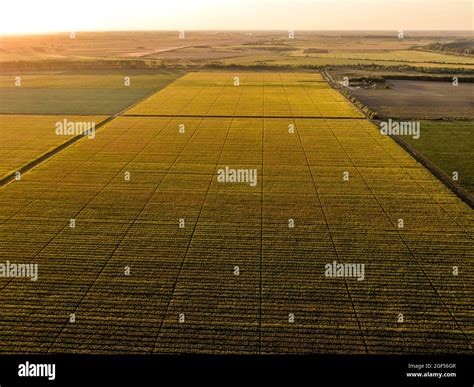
[1, 0, 472, 36]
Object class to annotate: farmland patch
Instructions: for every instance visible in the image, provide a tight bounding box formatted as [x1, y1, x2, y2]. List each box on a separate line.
[0, 114, 108, 180]
[0, 72, 183, 115]
[346, 80, 474, 119]
[0, 73, 472, 355]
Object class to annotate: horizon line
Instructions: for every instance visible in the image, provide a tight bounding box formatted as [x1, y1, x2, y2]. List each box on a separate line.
[1, 28, 473, 37]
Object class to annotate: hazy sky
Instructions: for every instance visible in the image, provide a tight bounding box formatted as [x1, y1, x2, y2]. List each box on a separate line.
[0, 0, 472, 35]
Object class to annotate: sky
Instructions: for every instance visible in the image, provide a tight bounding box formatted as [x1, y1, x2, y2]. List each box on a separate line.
[0, 0, 472, 35]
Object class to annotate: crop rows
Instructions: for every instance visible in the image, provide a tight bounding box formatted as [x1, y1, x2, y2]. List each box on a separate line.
[125, 72, 363, 118]
[0, 72, 472, 354]
[0, 115, 107, 180]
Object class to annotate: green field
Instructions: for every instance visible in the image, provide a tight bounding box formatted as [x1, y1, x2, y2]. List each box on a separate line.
[403, 120, 474, 195]
[0, 72, 183, 115]
[0, 73, 184, 88]
[0, 72, 472, 354]
[0, 89, 156, 115]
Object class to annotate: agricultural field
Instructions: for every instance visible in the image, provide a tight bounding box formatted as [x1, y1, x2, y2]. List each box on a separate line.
[0, 71, 183, 115]
[0, 72, 472, 354]
[297, 50, 474, 65]
[0, 115, 107, 181]
[2, 31, 473, 72]
[292, 49, 474, 65]
[125, 72, 363, 118]
[346, 80, 474, 119]
[0, 31, 260, 62]
[341, 78, 474, 196]
[402, 120, 474, 195]
[222, 50, 474, 70]
[329, 67, 474, 83]
[0, 73, 184, 88]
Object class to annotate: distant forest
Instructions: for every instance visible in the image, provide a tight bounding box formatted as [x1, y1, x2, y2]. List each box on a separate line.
[426, 40, 474, 56]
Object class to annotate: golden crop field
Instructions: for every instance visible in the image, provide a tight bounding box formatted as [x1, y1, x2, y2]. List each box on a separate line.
[0, 72, 472, 354]
[0, 115, 107, 180]
[125, 72, 363, 118]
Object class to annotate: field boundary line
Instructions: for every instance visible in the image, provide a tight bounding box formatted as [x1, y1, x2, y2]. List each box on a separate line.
[0, 113, 110, 117]
[380, 130, 474, 209]
[360, 121, 474, 240]
[124, 114, 366, 119]
[0, 115, 116, 187]
[322, 70, 474, 209]
[0, 77, 187, 188]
